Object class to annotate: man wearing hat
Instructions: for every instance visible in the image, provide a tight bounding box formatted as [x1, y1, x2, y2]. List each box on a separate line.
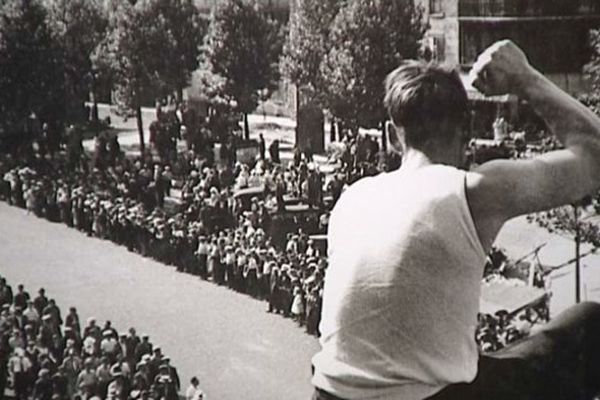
[106, 364, 128, 400]
[65, 307, 81, 340]
[154, 363, 178, 400]
[32, 368, 53, 400]
[0, 277, 13, 306]
[76, 357, 97, 395]
[148, 347, 163, 382]
[224, 245, 236, 288]
[125, 328, 140, 367]
[13, 284, 30, 310]
[9, 347, 33, 400]
[83, 318, 101, 343]
[196, 235, 209, 279]
[95, 356, 112, 398]
[42, 298, 62, 331]
[100, 330, 119, 364]
[162, 357, 180, 392]
[52, 364, 69, 399]
[134, 335, 152, 363]
[22, 300, 39, 329]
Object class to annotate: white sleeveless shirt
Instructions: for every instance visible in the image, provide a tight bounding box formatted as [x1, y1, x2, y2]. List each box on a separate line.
[312, 165, 487, 400]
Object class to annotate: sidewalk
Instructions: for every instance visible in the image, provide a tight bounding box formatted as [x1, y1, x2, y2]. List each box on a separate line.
[85, 103, 334, 172]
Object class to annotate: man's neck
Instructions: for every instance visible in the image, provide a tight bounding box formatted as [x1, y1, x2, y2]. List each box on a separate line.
[401, 146, 460, 170]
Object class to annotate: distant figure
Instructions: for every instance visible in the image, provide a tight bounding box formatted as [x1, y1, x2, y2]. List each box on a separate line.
[186, 376, 205, 400]
[493, 115, 509, 141]
[269, 139, 280, 164]
[258, 133, 266, 160]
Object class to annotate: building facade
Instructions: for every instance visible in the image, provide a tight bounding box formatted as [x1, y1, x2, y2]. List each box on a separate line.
[194, 0, 290, 19]
[420, 0, 600, 95]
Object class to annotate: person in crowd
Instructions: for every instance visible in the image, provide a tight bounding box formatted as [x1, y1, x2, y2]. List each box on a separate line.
[291, 286, 304, 326]
[258, 134, 266, 161]
[14, 284, 31, 310]
[106, 366, 127, 400]
[9, 347, 33, 400]
[0, 276, 185, 399]
[65, 307, 81, 340]
[134, 335, 152, 363]
[32, 368, 53, 400]
[185, 376, 205, 400]
[0, 278, 13, 306]
[23, 300, 40, 329]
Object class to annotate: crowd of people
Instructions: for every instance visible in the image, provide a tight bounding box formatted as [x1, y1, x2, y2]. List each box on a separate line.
[0, 123, 340, 338]
[0, 278, 188, 400]
[0, 111, 547, 370]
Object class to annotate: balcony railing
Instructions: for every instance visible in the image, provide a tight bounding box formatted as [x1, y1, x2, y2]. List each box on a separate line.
[459, 0, 600, 17]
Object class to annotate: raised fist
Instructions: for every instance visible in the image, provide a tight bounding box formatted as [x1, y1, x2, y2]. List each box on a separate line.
[468, 40, 533, 97]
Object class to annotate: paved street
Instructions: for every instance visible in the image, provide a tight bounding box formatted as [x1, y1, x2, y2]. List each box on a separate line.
[0, 202, 319, 400]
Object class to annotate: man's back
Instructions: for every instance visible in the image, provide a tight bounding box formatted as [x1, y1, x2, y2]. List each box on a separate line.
[312, 165, 486, 400]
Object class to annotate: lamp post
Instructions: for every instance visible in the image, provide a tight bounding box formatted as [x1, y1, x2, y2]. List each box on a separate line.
[574, 205, 581, 303]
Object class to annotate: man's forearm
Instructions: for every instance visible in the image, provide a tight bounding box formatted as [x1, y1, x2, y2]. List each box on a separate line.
[517, 69, 600, 148]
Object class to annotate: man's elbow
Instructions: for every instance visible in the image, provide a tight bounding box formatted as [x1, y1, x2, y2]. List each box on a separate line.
[570, 143, 600, 190]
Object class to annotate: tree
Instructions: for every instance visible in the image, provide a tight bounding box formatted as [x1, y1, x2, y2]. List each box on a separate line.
[280, 0, 343, 151]
[204, 0, 284, 140]
[0, 0, 65, 150]
[110, 0, 160, 155]
[320, 0, 427, 148]
[280, 0, 342, 99]
[146, 0, 206, 100]
[582, 29, 600, 116]
[109, 0, 204, 155]
[46, 0, 109, 123]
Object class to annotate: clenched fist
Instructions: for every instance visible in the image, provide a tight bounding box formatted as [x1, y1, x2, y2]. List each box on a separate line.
[468, 40, 534, 97]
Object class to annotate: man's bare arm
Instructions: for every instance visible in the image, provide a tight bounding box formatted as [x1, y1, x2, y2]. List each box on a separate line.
[465, 40, 600, 250]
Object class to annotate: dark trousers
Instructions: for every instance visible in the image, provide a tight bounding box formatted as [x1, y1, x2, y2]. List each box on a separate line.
[313, 302, 600, 400]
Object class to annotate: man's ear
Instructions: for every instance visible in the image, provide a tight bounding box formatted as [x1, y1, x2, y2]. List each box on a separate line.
[386, 121, 404, 154]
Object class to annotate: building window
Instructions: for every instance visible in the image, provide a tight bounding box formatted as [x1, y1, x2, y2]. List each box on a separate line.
[459, 22, 588, 73]
[430, 0, 443, 14]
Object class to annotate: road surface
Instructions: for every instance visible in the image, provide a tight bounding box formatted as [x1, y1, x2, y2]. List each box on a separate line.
[0, 202, 320, 400]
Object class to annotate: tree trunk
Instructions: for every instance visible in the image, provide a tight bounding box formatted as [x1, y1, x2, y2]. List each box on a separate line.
[91, 77, 99, 136]
[381, 121, 387, 152]
[177, 85, 184, 104]
[330, 118, 336, 143]
[243, 113, 250, 141]
[136, 105, 145, 157]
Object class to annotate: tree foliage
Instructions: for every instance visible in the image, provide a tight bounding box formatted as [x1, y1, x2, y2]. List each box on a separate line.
[146, 0, 206, 97]
[204, 0, 284, 139]
[109, 0, 204, 153]
[0, 0, 65, 140]
[320, 0, 427, 129]
[528, 199, 600, 249]
[46, 0, 109, 122]
[582, 29, 600, 116]
[109, 0, 163, 153]
[280, 0, 342, 100]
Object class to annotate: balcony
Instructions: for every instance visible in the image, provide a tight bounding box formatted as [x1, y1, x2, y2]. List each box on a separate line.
[459, 0, 600, 18]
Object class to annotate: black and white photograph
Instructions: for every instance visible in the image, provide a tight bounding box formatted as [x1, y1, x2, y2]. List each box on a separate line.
[1, 0, 600, 399]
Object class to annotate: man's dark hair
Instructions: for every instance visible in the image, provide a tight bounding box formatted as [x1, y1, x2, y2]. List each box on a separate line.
[384, 61, 469, 148]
